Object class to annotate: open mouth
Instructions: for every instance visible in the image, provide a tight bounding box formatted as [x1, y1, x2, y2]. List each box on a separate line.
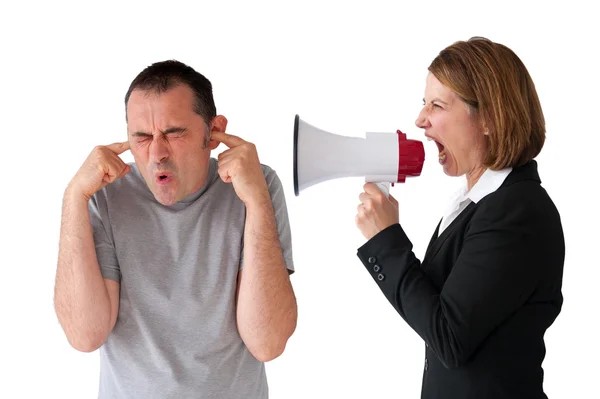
[155, 172, 173, 185]
[426, 135, 447, 165]
[431, 139, 447, 164]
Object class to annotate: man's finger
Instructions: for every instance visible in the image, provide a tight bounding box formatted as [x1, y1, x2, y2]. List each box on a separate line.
[117, 164, 131, 179]
[210, 131, 245, 148]
[106, 141, 130, 155]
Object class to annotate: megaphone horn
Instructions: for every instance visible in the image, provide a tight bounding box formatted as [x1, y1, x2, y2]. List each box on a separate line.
[293, 114, 425, 196]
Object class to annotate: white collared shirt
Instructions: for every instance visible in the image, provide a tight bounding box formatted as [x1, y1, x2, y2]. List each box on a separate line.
[438, 167, 512, 236]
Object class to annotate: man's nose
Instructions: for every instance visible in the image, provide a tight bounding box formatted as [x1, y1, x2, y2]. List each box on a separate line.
[149, 137, 170, 163]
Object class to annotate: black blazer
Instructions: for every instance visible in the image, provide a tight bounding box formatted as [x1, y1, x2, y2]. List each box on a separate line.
[357, 160, 564, 399]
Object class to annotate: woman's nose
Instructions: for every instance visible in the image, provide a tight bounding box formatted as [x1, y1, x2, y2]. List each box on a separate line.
[415, 108, 429, 129]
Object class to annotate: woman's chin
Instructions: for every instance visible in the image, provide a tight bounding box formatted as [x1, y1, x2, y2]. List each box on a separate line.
[443, 169, 457, 177]
[440, 159, 458, 176]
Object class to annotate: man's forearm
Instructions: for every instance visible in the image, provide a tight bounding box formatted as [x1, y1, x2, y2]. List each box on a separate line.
[236, 200, 297, 362]
[54, 188, 112, 352]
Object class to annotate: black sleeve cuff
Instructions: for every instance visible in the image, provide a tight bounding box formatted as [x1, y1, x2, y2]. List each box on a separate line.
[356, 223, 414, 289]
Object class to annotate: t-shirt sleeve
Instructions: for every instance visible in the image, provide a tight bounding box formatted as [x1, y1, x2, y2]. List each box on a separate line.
[88, 193, 121, 282]
[266, 168, 294, 274]
[239, 166, 295, 274]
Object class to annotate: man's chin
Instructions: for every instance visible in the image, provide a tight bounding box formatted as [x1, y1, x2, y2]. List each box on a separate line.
[151, 186, 180, 206]
[155, 196, 178, 206]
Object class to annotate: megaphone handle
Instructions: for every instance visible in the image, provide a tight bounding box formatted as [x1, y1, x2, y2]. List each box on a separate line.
[375, 182, 390, 198]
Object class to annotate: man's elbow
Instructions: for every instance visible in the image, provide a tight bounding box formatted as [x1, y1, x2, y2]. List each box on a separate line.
[250, 321, 297, 362]
[251, 344, 284, 363]
[60, 323, 110, 353]
[249, 337, 291, 362]
[67, 332, 108, 353]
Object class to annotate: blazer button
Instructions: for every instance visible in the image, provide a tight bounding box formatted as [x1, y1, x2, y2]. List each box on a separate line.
[368, 256, 376, 264]
[373, 265, 381, 273]
[424, 358, 428, 371]
[377, 273, 385, 281]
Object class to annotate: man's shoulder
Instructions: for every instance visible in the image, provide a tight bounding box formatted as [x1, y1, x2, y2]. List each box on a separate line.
[258, 163, 282, 186]
[260, 162, 274, 175]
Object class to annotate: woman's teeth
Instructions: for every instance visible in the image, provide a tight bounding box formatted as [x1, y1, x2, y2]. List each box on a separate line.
[439, 150, 446, 164]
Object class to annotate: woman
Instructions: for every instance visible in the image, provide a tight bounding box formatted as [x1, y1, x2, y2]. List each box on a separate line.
[355, 37, 564, 399]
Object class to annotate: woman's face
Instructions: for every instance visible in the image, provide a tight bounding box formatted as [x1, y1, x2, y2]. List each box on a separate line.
[415, 72, 488, 178]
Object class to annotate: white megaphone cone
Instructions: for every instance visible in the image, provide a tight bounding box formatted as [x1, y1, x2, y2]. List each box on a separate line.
[293, 114, 425, 196]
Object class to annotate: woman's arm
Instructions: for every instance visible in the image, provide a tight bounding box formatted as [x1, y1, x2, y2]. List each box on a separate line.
[357, 183, 564, 368]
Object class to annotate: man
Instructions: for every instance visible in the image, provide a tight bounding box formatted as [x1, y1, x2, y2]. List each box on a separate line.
[53, 60, 297, 398]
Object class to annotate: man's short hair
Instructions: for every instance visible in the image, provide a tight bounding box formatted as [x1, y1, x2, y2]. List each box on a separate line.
[125, 59, 217, 126]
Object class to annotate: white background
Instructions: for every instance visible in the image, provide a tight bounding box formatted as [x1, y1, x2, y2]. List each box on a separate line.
[1, 0, 598, 398]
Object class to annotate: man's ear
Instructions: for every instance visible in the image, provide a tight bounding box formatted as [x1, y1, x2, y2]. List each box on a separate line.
[208, 115, 228, 150]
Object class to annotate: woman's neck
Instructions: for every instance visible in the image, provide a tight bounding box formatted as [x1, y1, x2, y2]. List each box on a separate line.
[466, 166, 487, 191]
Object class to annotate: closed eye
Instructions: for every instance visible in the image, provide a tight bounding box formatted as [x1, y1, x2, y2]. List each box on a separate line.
[132, 133, 152, 140]
[422, 99, 444, 110]
[423, 97, 448, 109]
[162, 127, 187, 136]
[130, 127, 187, 141]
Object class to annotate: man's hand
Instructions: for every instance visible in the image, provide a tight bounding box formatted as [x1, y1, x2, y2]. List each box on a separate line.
[68, 142, 131, 200]
[356, 182, 399, 240]
[211, 132, 270, 207]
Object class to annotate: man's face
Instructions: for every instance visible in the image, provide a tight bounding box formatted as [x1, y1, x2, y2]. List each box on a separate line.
[126, 84, 222, 206]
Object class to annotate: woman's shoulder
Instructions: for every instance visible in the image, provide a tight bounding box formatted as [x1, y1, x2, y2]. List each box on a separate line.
[474, 161, 562, 225]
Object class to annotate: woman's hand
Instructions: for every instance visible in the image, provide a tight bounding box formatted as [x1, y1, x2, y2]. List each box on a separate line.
[356, 183, 399, 240]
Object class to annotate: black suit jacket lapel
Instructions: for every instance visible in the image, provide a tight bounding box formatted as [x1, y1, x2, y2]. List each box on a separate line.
[422, 202, 477, 266]
[421, 160, 541, 267]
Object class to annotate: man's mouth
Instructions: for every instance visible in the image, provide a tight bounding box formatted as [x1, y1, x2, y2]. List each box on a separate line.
[155, 172, 174, 185]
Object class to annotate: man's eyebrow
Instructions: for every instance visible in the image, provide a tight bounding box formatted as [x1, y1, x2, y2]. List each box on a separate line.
[161, 126, 187, 134]
[131, 131, 151, 136]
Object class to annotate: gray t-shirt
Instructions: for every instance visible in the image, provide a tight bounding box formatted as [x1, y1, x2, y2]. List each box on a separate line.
[88, 158, 294, 399]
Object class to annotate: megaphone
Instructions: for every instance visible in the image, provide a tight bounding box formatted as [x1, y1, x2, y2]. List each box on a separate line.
[293, 114, 425, 197]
